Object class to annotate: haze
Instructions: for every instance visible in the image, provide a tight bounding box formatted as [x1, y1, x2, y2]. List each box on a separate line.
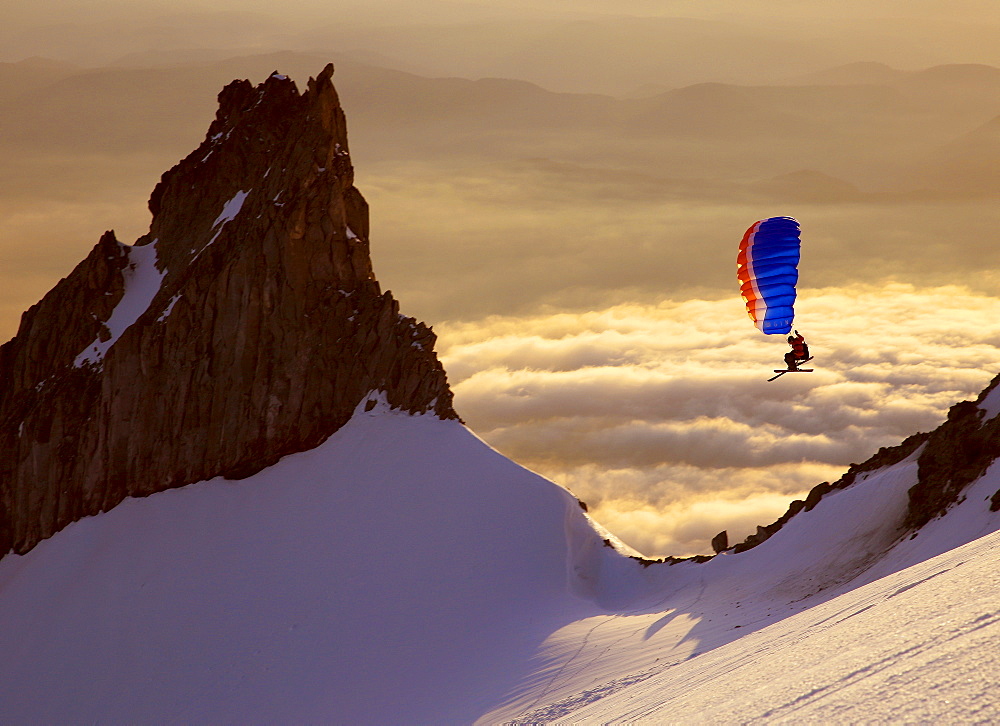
[3, 0, 1000, 556]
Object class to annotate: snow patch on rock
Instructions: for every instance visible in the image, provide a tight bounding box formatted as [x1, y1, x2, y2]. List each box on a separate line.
[157, 293, 182, 323]
[74, 240, 166, 367]
[209, 189, 251, 244]
[979, 384, 1000, 420]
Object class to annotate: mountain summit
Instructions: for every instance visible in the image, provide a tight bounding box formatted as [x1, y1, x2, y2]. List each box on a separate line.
[0, 64, 455, 556]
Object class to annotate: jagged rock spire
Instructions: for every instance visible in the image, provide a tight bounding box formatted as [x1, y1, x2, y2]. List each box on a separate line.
[0, 65, 456, 556]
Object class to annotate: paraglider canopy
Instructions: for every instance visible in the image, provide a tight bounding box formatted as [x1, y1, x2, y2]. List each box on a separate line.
[737, 216, 801, 335]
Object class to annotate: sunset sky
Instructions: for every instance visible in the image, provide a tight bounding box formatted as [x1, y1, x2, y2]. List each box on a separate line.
[4, 0, 1000, 555]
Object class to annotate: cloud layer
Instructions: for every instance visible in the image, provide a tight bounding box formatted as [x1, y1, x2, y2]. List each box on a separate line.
[438, 284, 1000, 556]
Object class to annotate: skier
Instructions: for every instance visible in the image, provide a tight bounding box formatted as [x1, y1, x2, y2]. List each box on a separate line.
[783, 330, 809, 370]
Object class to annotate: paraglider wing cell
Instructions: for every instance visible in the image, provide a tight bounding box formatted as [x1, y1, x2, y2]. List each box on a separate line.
[736, 216, 801, 335]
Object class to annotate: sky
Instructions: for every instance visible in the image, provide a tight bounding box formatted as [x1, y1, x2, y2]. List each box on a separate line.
[3, 0, 1000, 555]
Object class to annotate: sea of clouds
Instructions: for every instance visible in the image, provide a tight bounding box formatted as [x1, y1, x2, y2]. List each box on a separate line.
[439, 284, 1000, 556]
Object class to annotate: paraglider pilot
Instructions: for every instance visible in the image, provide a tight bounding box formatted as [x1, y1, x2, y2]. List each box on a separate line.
[784, 330, 809, 370]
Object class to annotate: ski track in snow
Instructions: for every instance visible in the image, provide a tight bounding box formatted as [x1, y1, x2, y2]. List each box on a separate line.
[568, 535, 1000, 724]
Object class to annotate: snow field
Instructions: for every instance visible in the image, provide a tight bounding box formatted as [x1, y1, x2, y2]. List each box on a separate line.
[0, 396, 618, 724]
[486, 448, 1000, 723]
[527, 527, 1000, 723]
[0, 398, 997, 723]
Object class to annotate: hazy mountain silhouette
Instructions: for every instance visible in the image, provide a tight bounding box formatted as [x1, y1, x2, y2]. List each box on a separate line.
[787, 61, 908, 86]
[6, 52, 999, 178]
[3, 51, 1000, 338]
[926, 115, 1000, 193]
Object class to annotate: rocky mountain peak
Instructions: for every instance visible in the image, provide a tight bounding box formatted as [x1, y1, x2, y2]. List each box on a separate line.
[0, 65, 456, 556]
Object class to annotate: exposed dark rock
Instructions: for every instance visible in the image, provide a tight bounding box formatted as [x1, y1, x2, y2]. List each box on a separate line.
[0, 65, 457, 557]
[804, 482, 832, 512]
[732, 430, 930, 554]
[904, 379, 1000, 529]
[631, 553, 712, 567]
[728, 373, 1000, 557]
[711, 530, 728, 554]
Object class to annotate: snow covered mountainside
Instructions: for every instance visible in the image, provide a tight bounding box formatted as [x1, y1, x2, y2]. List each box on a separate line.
[0, 393, 999, 723]
[483, 426, 1000, 723]
[500, 528, 1000, 723]
[0, 396, 633, 724]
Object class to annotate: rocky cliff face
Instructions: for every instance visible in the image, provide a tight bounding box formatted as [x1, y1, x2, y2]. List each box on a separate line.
[0, 64, 456, 556]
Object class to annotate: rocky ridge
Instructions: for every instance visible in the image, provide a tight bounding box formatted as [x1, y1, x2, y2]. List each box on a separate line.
[724, 373, 1000, 555]
[0, 64, 456, 556]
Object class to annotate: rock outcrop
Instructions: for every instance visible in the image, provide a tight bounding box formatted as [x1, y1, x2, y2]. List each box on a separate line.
[710, 530, 728, 554]
[904, 379, 1000, 529]
[0, 64, 456, 556]
[729, 374, 1000, 554]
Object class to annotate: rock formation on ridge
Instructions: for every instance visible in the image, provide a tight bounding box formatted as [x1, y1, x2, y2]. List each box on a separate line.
[0, 64, 456, 556]
[725, 374, 1000, 554]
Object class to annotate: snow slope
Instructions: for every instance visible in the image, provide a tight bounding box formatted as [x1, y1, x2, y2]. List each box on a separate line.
[484, 448, 1000, 723]
[510, 527, 1000, 723]
[0, 398, 998, 723]
[0, 395, 628, 724]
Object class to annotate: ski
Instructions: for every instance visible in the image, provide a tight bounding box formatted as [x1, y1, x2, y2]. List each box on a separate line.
[767, 357, 814, 382]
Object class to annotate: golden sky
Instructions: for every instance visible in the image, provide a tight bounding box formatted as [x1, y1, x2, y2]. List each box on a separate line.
[4, 0, 1000, 555]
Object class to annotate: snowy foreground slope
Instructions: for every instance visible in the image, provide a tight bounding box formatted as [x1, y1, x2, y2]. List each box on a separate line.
[481, 441, 1000, 724]
[1, 398, 999, 723]
[503, 527, 1000, 724]
[0, 396, 631, 724]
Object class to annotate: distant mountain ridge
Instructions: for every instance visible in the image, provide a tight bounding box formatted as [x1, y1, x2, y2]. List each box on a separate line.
[0, 64, 455, 556]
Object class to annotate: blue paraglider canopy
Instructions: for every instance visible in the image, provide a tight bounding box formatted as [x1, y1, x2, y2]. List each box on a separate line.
[736, 216, 801, 335]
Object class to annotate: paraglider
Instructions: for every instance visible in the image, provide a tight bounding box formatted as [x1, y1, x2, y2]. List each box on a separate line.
[783, 329, 811, 371]
[736, 216, 812, 380]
